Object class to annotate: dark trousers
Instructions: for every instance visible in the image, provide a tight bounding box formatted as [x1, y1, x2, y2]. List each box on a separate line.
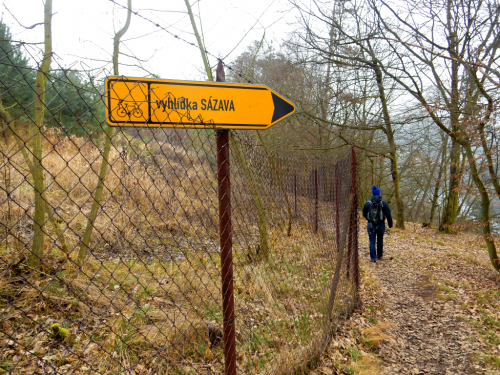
[367, 222, 385, 261]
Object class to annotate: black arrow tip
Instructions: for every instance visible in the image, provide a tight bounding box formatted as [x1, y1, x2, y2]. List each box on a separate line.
[271, 92, 295, 124]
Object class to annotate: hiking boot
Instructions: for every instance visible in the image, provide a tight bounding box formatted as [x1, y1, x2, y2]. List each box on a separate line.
[370, 259, 377, 263]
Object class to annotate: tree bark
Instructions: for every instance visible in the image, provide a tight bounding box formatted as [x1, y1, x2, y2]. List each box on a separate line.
[372, 58, 405, 229]
[439, 46, 463, 233]
[29, 0, 53, 268]
[414, 149, 441, 222]
[184, 0, 213, 81]
[440, 12, 462, 233]
[464, 145, 499, 271]
[429, 134, 448, 225]
[440, 140, 461, 233]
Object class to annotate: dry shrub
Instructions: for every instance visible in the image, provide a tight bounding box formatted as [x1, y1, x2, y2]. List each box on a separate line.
[0, 129, 218, 259]
[361, 322, 393, 348]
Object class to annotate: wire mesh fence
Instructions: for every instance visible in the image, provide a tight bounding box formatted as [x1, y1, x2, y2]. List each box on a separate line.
[0, 41, 359, 374]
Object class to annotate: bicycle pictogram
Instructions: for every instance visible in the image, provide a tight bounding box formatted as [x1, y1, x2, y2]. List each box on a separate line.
[116, 99, 144, 118]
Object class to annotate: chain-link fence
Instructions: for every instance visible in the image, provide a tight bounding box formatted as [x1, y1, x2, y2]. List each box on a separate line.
[0, 41, 359, 375]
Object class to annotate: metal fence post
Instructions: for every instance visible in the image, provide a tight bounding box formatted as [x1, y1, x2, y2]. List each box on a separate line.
[349, 147, 359, 294]
[215, 61, 237, 375]
[294, 172, 297, 218]
[315, 168, 318, 233]
[335, 163, 340, 252]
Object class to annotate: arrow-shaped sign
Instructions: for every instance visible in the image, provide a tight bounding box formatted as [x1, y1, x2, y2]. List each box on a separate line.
[104, 76, 295, 130]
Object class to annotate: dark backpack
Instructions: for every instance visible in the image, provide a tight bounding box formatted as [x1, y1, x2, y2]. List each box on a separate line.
[368, 200, 384, 226]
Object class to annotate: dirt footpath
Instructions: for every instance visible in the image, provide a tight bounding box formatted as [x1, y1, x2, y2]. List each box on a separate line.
[310, 224, 500, 375]
[366, 233, 480, 374]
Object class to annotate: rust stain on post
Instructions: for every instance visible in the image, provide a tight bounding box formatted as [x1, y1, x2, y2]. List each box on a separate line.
[335, 163, 340, 252]
[294, 172, 297, 218]
[350, 147, 360, 293]
[315, 168, 318, 233]
[216, 60, 237, 375]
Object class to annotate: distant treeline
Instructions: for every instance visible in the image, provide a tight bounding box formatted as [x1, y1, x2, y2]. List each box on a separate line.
[0, 21, 104, 137]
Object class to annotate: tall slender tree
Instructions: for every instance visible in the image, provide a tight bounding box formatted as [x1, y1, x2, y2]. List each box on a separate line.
[78, 0, 132, 266]
[29, 0, 53, 268]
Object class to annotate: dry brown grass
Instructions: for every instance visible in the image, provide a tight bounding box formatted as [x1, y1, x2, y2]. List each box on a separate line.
[350, 354, 382, 375]
[0, 130, 355, 374]
[1, 129, 218, 256]
[361, 322, 393, 349]
[0, 230, 345, 374]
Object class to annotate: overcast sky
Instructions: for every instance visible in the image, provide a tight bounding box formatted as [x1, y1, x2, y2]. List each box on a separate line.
[2, 0, 295, 81]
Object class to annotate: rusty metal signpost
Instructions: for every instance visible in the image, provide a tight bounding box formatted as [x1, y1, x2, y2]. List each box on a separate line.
[215, 62, 237, 375]
[104, 62, 295, 375]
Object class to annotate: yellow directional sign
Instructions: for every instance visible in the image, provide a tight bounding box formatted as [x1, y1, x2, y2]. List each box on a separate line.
[105, 76, 295, 129]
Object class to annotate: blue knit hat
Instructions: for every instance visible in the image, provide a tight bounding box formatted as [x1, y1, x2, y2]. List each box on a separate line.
[372, 185, 381, 196]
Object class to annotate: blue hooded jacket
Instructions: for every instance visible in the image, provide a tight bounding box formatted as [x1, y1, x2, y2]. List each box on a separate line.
[362, 195, 393, 228]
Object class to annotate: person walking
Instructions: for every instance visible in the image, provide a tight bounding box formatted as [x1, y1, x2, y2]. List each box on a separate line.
[362, 185, 393, 263]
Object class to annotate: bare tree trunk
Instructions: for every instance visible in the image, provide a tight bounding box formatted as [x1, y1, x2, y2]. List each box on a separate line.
[464, 145, 499, 271]
[440, 139, 461, 233]
[1, 119, 14, 251]
[184, 0, 273, 257]
[184, 0, 213, 81]
[78, 0, 132, 266]
[429, 134, 448, 225]
[456, 174, 474, 227]
[440, 4, 462, 234]
[29, 0, 53, 268]
[372, 58, 405, 229]
[473, 72, 500, 200]
[318, 18, 335, 151]
[415, 144, 444, 222]
[0, 101, 69, 254]
[415, 166, 438, 223]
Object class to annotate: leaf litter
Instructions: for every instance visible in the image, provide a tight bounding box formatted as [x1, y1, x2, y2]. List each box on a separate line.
[310, 222, 500, 375]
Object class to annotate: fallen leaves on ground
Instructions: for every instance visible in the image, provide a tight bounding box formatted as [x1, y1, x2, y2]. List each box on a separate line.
[310, 222, 500, 375]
